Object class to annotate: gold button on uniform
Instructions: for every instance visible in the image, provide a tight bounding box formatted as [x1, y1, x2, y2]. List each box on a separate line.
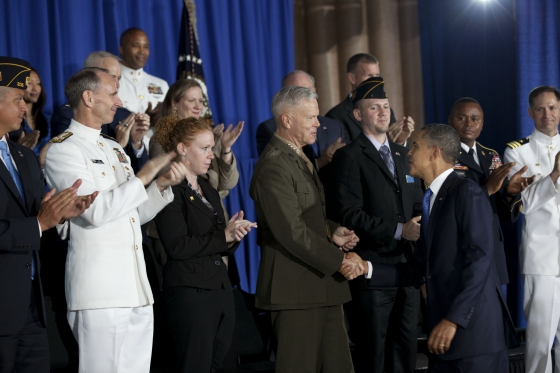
[131, 218, 135, 223]
[101, 172, 106, 176]
[112, 166, 116, 170]
[135, 245, 138, 250]
[551, 147, 554, 150]
[138, 95, 143, 100]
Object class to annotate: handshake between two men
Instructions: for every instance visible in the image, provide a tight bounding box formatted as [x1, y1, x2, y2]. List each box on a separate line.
[331, 226, 368, 281]
[335, 214, 423, 281]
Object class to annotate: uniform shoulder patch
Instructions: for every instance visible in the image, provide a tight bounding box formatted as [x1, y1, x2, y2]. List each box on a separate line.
[49, 131, 73, 143]
[477, 142, 498, 154]
[100, 133, 118, 143]
[265, 147, 281, 158]
[506, 137, 530, 149]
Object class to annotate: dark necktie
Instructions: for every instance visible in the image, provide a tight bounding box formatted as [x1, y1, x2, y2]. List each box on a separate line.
[379, 145, 398, 184]
[422, 188, 433, 239]
[0, 141, 34, 279]
[467, 148, 476, 162]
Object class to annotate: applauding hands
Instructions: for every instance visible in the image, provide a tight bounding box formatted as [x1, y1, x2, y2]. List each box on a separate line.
[225, 210, 257, 244]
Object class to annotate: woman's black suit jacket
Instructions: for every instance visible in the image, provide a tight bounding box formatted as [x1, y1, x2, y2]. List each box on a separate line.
[154, 177, 238, 290]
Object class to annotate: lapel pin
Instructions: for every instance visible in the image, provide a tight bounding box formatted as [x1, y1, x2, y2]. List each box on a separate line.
[395, 152, 400, 156]
[323, 127, 327, 130]
[439, 198, 442, 200]
[18, 151, 23, 157]
[189, 196, 194, 201]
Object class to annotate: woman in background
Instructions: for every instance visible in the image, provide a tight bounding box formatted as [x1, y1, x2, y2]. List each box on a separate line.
[10, 68, 51, 157]
[154, 116, 256, 372]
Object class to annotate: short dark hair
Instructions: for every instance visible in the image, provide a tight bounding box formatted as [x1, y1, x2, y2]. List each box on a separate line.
[347, 53, 379, 73]
[120, 27, 145, 46]
[448, 97, 482, 120]
[65, 68, 105, 109]
[528, 86, 560, 107]
[421, 124, 461, 165]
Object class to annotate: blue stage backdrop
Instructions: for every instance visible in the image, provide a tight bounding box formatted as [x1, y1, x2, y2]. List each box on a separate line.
[516, 0, 560, 136]
[0, 0, 294, 294]
[418, 0, 560, 328]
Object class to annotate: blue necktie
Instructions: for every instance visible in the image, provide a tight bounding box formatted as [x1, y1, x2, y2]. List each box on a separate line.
[0, 141, 26, 203]
[422, 188, 433, 239]
[379, 145, 398, 185]
[0, 141, 34, 279]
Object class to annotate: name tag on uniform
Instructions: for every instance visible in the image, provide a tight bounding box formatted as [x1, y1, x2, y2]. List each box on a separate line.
[147, 84, 163, 95]
[91, 159, 104, 164]
[406, 175, 415, 183]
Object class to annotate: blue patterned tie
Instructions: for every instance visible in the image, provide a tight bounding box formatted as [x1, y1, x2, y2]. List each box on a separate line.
[379, 145, 398, 185]
[0, 141, 34, 279]
[0, 141, 25, 203]
[422, 188, 433, 239]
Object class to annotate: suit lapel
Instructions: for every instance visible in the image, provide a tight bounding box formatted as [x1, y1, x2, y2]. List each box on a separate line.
[476, 143, 492, 179]
[391, 144, 405, 186]
[10, 142, 35, 212]
[0, 142, 28, 213]
[360, 134, 397, 186]
[426, 172, 456, 257]
[181, 181, 215, 221]
[458, 149, 483, 174]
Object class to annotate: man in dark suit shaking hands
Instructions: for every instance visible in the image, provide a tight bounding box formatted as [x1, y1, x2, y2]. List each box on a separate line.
[343, 124, 518, 372]
[329, 76, 423, 373]
[0, 56, 96, 372]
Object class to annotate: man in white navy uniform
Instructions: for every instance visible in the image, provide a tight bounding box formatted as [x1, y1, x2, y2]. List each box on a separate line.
[503, 85, 560, 373]
[44, 68, 186, 373]
[118, 27, 169, 131]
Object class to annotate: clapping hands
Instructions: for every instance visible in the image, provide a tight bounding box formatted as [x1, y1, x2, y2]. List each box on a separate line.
[224, 210, 257, 244]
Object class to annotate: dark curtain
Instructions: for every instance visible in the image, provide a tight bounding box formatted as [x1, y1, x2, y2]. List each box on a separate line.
[516, 0, 560, 136]
[418, 0, 525, 326]
[0, 0, 294, 294]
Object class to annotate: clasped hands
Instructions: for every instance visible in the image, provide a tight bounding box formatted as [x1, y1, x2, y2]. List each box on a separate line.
[332, 226, 365, 280]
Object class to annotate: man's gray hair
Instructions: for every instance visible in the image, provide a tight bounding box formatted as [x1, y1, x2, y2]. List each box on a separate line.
[84, 51, 119, 68]
[65, 68, 106, 109]
[421, 124, 461, 165]
[281, 70, 315, 87]
[271, 86, 318, 118]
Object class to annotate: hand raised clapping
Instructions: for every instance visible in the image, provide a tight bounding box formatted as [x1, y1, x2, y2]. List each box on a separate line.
[225, 210, 257, 244]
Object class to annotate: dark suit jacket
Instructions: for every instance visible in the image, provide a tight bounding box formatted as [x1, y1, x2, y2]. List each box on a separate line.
[50, 104, 148, 173]
[369, 172, 518, 360]
[326, 95, 397, 142]
[453, 142, 522, 285]
[256, 116, 347, 157]
[0, 140, 46, 335]
[329, 133, 423, 272]
[250, 135, 351, 310]
[154, 177, 238, 290]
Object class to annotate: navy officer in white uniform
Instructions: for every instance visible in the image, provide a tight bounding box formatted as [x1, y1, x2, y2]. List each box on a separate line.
[118, 27, 169, 131]
[45, 67, 186, 373]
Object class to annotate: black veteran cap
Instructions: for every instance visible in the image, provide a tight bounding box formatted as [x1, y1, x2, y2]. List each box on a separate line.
[352, 76, 388, 104]
[0, 56, 32, 89]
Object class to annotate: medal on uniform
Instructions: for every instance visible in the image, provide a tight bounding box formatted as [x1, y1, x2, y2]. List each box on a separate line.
[113, 148, 129, 163]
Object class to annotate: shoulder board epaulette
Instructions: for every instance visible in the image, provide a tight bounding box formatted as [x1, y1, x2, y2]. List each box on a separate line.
[100, 133, 118, 143]
[477, 142, 498, 154]
[265, 147, 281, 158]
[506, 137, 530, 149]
[49, 131, 73, 143]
